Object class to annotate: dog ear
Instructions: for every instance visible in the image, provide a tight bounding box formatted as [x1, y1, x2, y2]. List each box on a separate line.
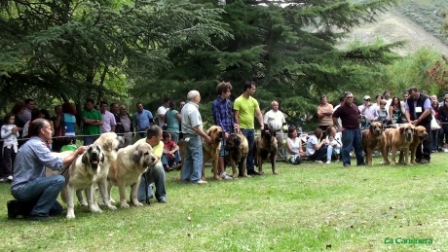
[82, 151, 89, 165]
[399, 127, 405, 135]
[133, 146, 142, 163]
[369, 124, 375, 135]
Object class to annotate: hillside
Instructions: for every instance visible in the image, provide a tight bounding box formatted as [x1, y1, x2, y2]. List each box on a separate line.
[345, 10, 448, 56]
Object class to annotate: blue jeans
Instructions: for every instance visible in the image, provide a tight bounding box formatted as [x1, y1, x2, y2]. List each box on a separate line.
[181, 135, 203, 183]
[341, 129, 365, 166]
[11, 175, 65, 217]
[83, 135, 99, 146]
[162, 151, 181, 166]
[431, 130, 439, 150]
[138, 163, 166, 202]
[241, 129, 255, 171]
[310, 146, 327, 161]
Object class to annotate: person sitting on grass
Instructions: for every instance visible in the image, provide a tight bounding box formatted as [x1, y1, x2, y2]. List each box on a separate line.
[161, 131, 181, 172]
[306, 128, 328, 163]
[285, 126, 306, 165]
[9, 119, 87, 220]
[327, 134, 342, 163]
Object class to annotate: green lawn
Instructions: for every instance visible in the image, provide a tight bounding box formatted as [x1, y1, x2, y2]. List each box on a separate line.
[1, 154, 447, 252]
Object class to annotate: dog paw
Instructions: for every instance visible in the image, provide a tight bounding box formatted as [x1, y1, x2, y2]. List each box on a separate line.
[66, 214, 75, 219]
[133, 201, 144, 207]
[79, 201, 88, 207]
[107, 205, 117, 210]
[214, 176, 222, 181]
[90, 207, 103, 213]
[121, 203, 130, 208]
[273, 172, 278, 175]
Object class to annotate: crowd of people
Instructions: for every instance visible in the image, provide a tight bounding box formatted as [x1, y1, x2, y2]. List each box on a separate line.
[1, 82, 446, 220]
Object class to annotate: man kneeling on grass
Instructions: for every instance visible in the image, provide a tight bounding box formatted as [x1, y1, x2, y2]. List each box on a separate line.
[9, 119, 87, 221]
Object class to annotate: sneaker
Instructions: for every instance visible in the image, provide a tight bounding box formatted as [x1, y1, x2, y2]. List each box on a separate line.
[157, 196, 167, 203]
[6, 175, 13, 181]
[326, 161, 331, 164]
[444, 149, 448, 153]
[315, 160, 323, 164]
[0, 177, 6, 182]
[194, 180, 208, 184]
[220, 173, 233, 180]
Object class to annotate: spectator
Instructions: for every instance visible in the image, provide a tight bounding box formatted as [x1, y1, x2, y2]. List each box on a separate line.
[82, 99, 103, 145]
[317, 95, 333, 133]
[22, 108, 41, 138]
[135, 102, 154, 139]
[110, 103, 121, 134]
[157, 98, 171, 128]
[285, 126, 305, 165]
[17, 99, 36, 123]
[118, 105, 134, 147]
[179, 101, 186, 140]
[161, 131, 182, 172]
[165, 101, 181, 143]
[358, 95, 378, 130]
[383, 90, 392, 111]
[51, 105, 65, 152]
[212, 81, 237, 180]
[327, 133, 342, 163]
[405, 87, 432, 164]
[389, 97, 405, 125]
[377, 99, 389, 125]
[179, 101, 186, 109]
[439, 97, 448, 152]
[264, 100, 287, 161]
[332, 92, 365, 167]
[233, 81, 264, 176]
[181, 90, 211, 184]
[371, 94, 383, 112]
[136, 125, 168, 203]
[62, 102, 77, 145]
[431, 100, 441, 152]
[9, 119, 87, 220]
[306, 128, 328, 163]
[333, 96, 344, 130]
[430, 94, 438, 103]
[39, 109, 55, 150]
[99, 101, 116, 133]
[1, 113, 20, 182]
[10, 102, 27, 138]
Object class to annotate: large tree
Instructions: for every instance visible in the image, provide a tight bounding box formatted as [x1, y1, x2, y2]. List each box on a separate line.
[0, 0, 231, 110]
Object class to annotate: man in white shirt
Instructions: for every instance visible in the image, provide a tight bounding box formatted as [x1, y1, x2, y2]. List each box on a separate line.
[157, 98, 171, 127]
[263, 100, 286, 160]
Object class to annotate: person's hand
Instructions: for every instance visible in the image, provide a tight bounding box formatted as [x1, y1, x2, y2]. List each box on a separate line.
[11, 126, 19, 133]
[204, 135, 212, 144]
[412, 120, 419, 125]
[340, 126, 345, 132]
[152, 156, 159, 166]
[76, 146, 88, 155]
[224, 132, 229, 140]
[234, 124, 240, 133]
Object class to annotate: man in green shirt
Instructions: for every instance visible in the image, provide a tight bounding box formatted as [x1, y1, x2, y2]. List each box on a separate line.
[82, 99, 103, 145]
[233, 81, 264, 175]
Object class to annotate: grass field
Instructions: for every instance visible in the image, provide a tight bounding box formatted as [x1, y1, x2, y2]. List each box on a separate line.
[1, 154, 448, 252]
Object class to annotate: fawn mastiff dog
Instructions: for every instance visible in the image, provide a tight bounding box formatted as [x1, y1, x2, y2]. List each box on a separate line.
[253, 124, 278, 174]
[361, 122, 383, 166]
[382, 124, 414, 165]
[399, 125, 428, 165]
[224, 132, 249, 178]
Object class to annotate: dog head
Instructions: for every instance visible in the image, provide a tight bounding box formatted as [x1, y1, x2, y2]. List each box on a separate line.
[399, 124, 414, 143]
[225, 133, 241, 151]
[81, 144, 104, 171]
[133, 143, 156, 172]
[96, 132, 120, 152]
[369, 122, 383, 139]
[207, 125, 223, 144]
[414, 125, 428, 142]
[261, 123, 276, 139]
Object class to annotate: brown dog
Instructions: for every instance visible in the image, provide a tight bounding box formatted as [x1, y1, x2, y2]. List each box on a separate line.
[382, 124, 414, 165]
[361, 122, 383, 166]
[399, 125, 428, 165]
[224, 132, 249, 178]
[253, 124, 278, 174]
[178, 125, 223, 180]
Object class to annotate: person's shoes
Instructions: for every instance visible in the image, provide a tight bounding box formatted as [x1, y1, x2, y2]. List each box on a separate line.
[343, 163, 351, 167]
[31, 215, 54, 221]
[6, 175, 13, 181]
[220, 173, 233, 180]
[247, 170, 261, 176]
[326, 160, 331, 164]
[194, 180, 208, 184]
[415, 159, 422, 164]
[157, 196, 167, 203]
[420, 159, 430, 164]
[0, 177, 6, 183]
[174, 163, 182, 170]
[7, 200, 21, 219]
[295, 157, 302, 165]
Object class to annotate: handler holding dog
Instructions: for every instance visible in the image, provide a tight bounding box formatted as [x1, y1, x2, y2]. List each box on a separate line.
[9, 118, 87, 220]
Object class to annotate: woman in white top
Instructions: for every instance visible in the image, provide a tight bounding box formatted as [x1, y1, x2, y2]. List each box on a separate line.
[285, 126, 306, 165]
[1, 113, 20, 181]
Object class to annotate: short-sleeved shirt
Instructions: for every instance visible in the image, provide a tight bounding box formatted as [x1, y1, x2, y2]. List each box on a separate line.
[233, 95, 259, 129]
[101, 110, 117, 133]
[264, 110, 285, 131]
[135, 110, 153, 131]
[181, 102, 203, 135]
[166, 109, 179, 132]
[332, 103, 360, 130]
[157, 106, 168, 127]
[163, 140, 175, 151]
[136, 138, 163, 164]
[82, 109, 102, 135]
[306, 135, 319, 156]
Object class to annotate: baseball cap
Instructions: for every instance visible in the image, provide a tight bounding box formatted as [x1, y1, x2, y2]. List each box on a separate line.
[363, 95, 371, 100]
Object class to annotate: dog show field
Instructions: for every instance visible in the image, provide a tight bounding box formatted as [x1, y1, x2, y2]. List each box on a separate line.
[1, 154, 447, 251]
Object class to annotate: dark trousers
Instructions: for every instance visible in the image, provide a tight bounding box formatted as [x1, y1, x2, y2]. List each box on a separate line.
[416, 122, 432, 161]
[309, 146, 328, 161]
[341, 128, 364, 166]
[3, 147, 16, 177]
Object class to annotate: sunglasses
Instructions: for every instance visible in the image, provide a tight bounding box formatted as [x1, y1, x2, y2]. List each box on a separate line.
[365, 99, 371, 101]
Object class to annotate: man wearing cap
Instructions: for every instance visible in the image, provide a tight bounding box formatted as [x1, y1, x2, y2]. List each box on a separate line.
[358, 95, 378, 130]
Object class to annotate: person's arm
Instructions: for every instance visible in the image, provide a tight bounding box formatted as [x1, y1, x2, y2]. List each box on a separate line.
[176, 112, 181, 122]
[192, 126, 211, 143]
[234, 110, 240, 126]
[255, 108, 264, 130]
[62, 147, 88, 168]
[110, 113, 116, 132]
[171, 142, 179, 153]
[317, 106, 323, 118]
[389, 106, 394, 121]
[212, 103, 226, 135]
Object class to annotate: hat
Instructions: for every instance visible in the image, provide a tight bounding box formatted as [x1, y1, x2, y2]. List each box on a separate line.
[363, 95, 371, 100]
